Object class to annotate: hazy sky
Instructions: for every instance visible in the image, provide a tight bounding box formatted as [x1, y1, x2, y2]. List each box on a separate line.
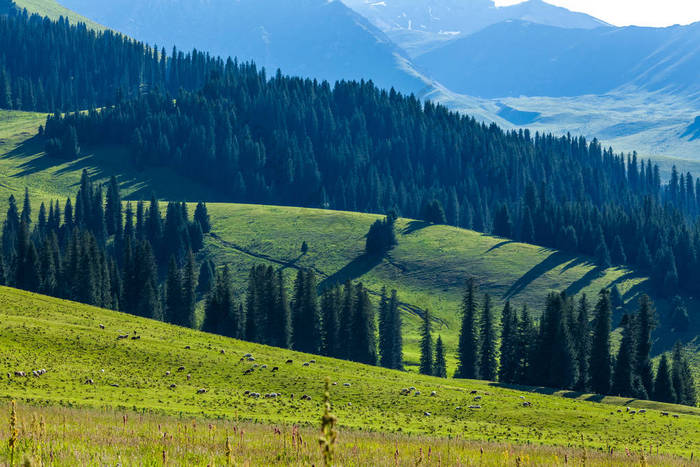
[494, 0, 700, 27]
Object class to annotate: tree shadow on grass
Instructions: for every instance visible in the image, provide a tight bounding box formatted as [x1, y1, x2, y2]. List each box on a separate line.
[503, 251, 571, 300]
[401, 220, 431, 235]
[318, 253, 382, 292]
[485, 240, 515, 253]
[563, 266, 606, 297]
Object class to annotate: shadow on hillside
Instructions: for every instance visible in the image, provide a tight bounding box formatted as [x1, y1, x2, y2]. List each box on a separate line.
[486, 240, 515, 253]
[402, 220, 431, 235]
[559, 256, 592, 274]
[503, 251, 571, 300]
[318, 253, 382, 292]
[563, 266, 606, 297]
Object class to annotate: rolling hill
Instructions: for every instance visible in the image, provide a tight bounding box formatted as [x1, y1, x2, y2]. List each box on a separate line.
[2, 109, 699, 377]
[1, 285, 698, 465]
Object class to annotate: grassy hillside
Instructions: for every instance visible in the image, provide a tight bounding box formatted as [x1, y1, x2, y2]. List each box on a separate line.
[13, 0, 105, 30]
[0, 286, 698, 464]
[1, 109, 698, 376]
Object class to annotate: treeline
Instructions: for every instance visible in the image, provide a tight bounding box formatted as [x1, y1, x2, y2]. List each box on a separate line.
[0, 3, 222, 112]
[201, 264, 403, 369]
[0, 172, 211, 321]
[437, 279, 697, 406]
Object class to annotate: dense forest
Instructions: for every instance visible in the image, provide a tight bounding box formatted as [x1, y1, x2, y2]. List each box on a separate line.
[3, 5, 700, 301]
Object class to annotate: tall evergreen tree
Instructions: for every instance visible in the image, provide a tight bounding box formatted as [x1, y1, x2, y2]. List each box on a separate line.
[193, 202, 211, 233]
[575, 294, 591, 391]
[653, 354, 676, 403]
[479, 294, 498, 381]
[181, 250, 197, 329]
[612, 314, 646, 398]
[419, 309, 433, 376]
[498, 301, 519, 384]
[387, 289, 403, 370]
[203, 265, 238, 337]
[590, 289, 612, 395]
[455, 278, 479, 379]
[350, 283, 377, 365]
[635, 295, 656, 396]
[105, 175, 122, 236]
[165, 256, 182, 324]
[434, 336, 447, 378]
[291, 269, 321, 354]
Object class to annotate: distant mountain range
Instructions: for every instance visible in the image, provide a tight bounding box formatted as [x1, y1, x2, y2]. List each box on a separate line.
[417, 20, 700, 98]
[341, 0, 609, 55]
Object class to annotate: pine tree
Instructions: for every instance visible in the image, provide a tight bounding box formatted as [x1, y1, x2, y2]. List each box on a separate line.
[181, 250, 197, 329]
[516, 306, 534, 384]
[338, 281, 355, 360]
[653, 354, 676, 403]
[203, 266, 238, 337]
[197, 260, 215, 294]
[635, 295, 656, 397]
[350, 284, 377, 365]
[493, 203, 512, 238]
[165, 257, 182, 324]
[590, 289, 612, 395]
[193, 202, 211, 233]
[291, 269, 321, 354]
[612, 314, 646, 398]
[378, 288, 392, 367]
[479, 294, 498, 381]
[272, 270, 292, 349]
[594, 229, 611, 268]
[388, 289, 403, 370]
[419, 309, 433, 376]
[575, 295, 591, 391]
[434, 336, 447, 378]
[498, 301, 518, 384]
[455, 278, 479, 379]
[611, 235, 627, 265]
[20, 187, 31, 226]
[105, 176, 122, 236]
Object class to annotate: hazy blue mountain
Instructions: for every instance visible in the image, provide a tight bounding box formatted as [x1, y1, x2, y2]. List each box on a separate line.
[57, 0, 434, 94]
[342, 0, 608, 55]
[417, 20, 700, 98]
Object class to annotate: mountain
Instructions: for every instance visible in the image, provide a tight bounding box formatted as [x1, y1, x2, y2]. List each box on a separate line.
[55, 0, 434, 95]
[417, 20, 700, 98]
[342, 0, 609, 55]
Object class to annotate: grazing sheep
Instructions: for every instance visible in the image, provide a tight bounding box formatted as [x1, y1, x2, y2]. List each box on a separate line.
[302, 362, 310, 367]
[522, 402, 531, 407]
[14, 371, 26, 377]
[110, 384, 119, 388]
[519, 395, 525, 399]
[165, 371, 171, 376]
[244, 390, 251, 395]
[261, 364, 268, 369]
[469, 405, 481, 409]
[178, 366, 185, 371]
[244, 369, 254, 375]
[117, 334, 129, 340]
[661, 411, 669, 416]
[456, 406, 462, 410]
[423, 412, 431, 416]
[131, 335, 141, 340]
[247, 357, 256, 362]
[629, 410, 636, 415]
[673, 414, 680, 419]
[638, 409, 646, 414]
[474, 396, 482, 401]
[409, 387, 416, 391]
[184, 345, 191, 349]
[309, 359, 316, 364]
[286, 359, 293, 364]
[414, 391, 421, 396]
[430, 391, 437, 397]
[626, 407, 631, 412]
[6, 373, 10, 378]
[271, 367, 279, 372]
[99, 324, 105, 329]
[84, 379, 94, 385]
[187, 374, 191, 380]
[347, 402, 352, 406]
[197, 388, 207, 394]
[332, 382, 337, 386]
[32, 370, 40, 377]
[169, 384, 177, 389]
[343, 383, 351, 387]
[239, 357, 245, 363]
[470, 390, 478, 394]
[252, 364, 259, 368]
[244, 353, 253, 358]
[220, 349, 226, 354]
[617, 409, 622, 413]
[301, 394, 312, 401]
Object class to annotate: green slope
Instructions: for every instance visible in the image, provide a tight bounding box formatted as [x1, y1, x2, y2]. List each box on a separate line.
[1, 286, 698, 459]
[13, 0, 105, 31]
[1, 109, 698, 377]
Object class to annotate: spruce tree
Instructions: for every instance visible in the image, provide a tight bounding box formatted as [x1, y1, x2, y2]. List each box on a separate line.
[378, 288, 392, 367]
[351, 284, 377, 365]
[203, 266, 237, 337]
[498, 301, 518, 384]
[272, 270, 292, 349]
[181, 251, 197, 329]
[516, 306, 534, 384]
[590, 289, 612, 395]
[635, 295, 656, 396]
[338, 281, 355, 359]
[419, 309, 433, 376]
[291, 269, 321, 354]
[575, 294, 591, 391]
[388, 289, 403, 370]
[434, 336, 447, 378]
[193, 202, 211, 233]
[197, 260, 215, 294]
[165, 257, 182, 324]
[455, 278, 479, 379]
[21, 187, 31, 226]
[105, 175, 122, 236]
[653, 355, 676, 403]
[479, 294, 498, 381]
[612, 315, 646, 398]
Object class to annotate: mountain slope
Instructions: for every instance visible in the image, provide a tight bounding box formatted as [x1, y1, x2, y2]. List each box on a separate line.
[2, 110, 699, 374]
[417, 20, 700, 98]
[1, 286, 699, 461]
[52, 0, 433, 95]
[342, 0, 609, 55]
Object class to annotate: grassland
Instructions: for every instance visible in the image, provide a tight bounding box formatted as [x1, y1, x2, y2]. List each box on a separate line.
[13, 0, 105, 31]
[1, 109, 698, 377]
[0, 286, 698, 465]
